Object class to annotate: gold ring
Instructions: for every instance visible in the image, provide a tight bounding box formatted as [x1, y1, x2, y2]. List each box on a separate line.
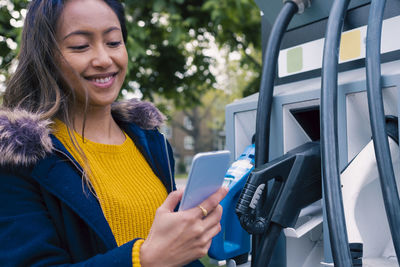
[198, 205, 208, 217]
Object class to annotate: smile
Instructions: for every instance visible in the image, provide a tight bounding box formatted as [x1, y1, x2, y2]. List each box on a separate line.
[93, 76, 113, 84]
[85, 72, 118, 88]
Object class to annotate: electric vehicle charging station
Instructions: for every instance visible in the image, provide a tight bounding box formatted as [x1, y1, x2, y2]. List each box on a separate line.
[215, 0, 400, 266]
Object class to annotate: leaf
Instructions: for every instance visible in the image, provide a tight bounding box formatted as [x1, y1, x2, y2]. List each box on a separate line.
[153, 0, 166, 12]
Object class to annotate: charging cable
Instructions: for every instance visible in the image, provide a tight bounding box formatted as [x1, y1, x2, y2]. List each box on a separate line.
[320, 0, 353, 266]
[366, 0, 400, 263]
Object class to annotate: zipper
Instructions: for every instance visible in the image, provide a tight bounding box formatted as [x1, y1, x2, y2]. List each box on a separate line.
[162, 133, 174, 192]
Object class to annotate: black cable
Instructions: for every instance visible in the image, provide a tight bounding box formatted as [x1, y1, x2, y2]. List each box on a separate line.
[366, 0, 400, 263]
[252, 2, 298, 265]
[254, 223, 282, 267]
[320, 0, 353, 266]
[254, 0, 298, 168]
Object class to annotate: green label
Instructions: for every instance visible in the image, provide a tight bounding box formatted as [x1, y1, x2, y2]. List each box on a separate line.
[287, 46, 303, 73]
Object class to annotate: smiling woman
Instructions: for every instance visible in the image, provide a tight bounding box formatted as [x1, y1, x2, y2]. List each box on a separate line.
[56, 0, 128, 110]
[0, 0, 227, 266]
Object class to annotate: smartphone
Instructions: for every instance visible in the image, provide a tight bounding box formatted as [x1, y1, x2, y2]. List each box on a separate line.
[179, 150, 231, 211]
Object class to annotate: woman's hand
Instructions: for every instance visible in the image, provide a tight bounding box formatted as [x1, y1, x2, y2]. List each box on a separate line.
[140, 186, 229, 267]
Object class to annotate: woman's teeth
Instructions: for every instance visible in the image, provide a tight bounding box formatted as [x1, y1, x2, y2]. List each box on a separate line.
[93, 76, 112, 84]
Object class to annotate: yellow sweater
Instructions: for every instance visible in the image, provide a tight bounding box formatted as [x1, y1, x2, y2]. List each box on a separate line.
[53, 120, 168, 266]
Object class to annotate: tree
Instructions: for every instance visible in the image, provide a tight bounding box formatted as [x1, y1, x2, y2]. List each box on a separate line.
[0, 0, 26, 84]
[163, 88, 229, 175]
[0, 0, 261, 104]
[169, 91, 221, 154]
[123, 0, 262, 105]
[164, 48, 257, 156]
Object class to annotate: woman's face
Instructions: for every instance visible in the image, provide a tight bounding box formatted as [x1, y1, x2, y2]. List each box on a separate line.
[56, 0, 128, 109]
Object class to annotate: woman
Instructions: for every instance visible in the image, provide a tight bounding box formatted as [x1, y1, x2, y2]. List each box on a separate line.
[0, 0, 227, 266]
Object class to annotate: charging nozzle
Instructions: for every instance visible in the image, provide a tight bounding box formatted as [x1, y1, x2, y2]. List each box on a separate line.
[284, 0, 311, 14]
[236, 141, 321, 235]
[236, 142, 321, 267]
[236, 155, 295, 234]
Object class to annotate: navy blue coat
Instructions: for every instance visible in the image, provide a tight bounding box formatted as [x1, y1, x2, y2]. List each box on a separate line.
[0, 100, 203, 267]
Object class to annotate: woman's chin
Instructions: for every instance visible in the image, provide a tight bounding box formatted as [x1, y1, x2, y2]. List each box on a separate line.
[87, 94, 119, 108]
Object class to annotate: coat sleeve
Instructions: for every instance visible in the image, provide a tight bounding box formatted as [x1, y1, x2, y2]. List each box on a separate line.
[0, 169, 136, 267]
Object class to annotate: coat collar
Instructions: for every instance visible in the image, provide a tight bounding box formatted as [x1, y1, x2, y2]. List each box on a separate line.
[0, 99, 166, 167]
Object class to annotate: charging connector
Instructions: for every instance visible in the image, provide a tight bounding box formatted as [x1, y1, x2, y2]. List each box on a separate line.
[284, 0, 311, 14]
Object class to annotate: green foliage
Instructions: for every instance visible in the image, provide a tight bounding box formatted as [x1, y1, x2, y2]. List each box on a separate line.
[0, 0, 261, 106]
[123, 0, 217, 108]
[0, 0, 27, 78]
[122, 0, 261, 104]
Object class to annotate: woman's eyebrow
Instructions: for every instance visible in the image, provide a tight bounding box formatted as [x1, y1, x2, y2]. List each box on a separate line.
[104, 26, 121, 35]
[63, 26, 121, 40]
[63, 30, 92, 40]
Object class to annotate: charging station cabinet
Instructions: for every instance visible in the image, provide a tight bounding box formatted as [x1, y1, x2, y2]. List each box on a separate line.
[225, 61, 400, 266]
[220, 0, 400, 266]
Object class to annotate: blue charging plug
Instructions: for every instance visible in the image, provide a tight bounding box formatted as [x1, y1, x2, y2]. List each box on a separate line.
[208, 144, 255, 261]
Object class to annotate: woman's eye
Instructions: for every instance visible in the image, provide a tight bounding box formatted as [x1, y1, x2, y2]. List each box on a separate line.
[68, 45, 89, 50]
[108, 41, 122, 47]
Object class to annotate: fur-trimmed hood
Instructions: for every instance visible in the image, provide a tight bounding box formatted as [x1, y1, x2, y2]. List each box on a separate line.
[0, 99, 166, 167]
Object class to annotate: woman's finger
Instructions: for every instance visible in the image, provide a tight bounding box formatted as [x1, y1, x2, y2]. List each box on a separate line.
[159, 189, 184, 212]
[201, 204, 223, 229]
[190, 186, 228, 218]
[205, 222, 222, 243]
[194, 221, 222, 251]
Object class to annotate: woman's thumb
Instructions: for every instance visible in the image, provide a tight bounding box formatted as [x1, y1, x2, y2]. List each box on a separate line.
[161, 189, 184, 212]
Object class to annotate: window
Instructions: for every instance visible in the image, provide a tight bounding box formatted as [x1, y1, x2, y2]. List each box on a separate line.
[183, 136, 194, 150]
[183, 116, 193, 130]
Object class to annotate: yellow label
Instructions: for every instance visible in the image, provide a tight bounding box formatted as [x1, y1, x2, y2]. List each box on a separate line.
[339, 30, 361, 62]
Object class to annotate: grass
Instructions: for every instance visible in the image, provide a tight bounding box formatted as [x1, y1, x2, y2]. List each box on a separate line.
[200, 256, 226, 267]
[175, 173, 188, 179]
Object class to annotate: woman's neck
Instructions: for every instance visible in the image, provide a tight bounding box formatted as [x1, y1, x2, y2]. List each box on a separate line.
[72, 105, 126, 145]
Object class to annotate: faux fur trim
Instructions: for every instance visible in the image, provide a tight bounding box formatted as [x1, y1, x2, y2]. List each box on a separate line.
[111, 99, 166, 130]
[0, 109, 53, 167]
[0, 99, 165, 167]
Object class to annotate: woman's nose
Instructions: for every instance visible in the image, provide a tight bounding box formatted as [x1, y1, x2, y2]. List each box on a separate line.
[91, 45, 113, 68]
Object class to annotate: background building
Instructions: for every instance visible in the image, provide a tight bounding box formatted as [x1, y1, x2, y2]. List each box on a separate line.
[162, 109, 225, 175]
